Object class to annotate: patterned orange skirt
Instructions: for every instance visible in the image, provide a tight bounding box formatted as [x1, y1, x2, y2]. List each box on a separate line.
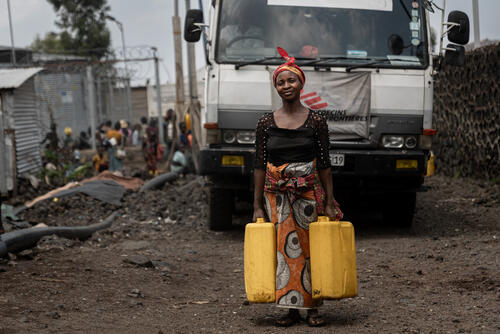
[263, 160, 324, 309]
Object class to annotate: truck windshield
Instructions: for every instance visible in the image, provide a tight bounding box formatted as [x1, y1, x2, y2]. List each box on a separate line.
[215, 0, 429, 68]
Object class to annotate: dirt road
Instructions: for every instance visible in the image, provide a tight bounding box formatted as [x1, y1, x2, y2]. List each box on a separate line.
[0, 174, 498, 333]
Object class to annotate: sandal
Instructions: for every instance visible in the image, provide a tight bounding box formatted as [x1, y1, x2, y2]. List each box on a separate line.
[276, 309, 301, 327]
[306, 309, 325, 327]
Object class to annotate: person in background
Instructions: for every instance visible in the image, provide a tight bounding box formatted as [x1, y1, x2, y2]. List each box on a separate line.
[40, 122, 58, 152]
[178, 121, 192, 149]
[219, 2, 265, 50]
[163, 110, 176, 159]
[92, 145, 109, 173]
[104, 122, 123, 172]
[96, 123, 106, 147]
[140, 117, 149, 144]
[163, 109, 174, 144]
[131, 124, 142, 146]
[143, 119, 159, 175]
[62, 127, 75, 162]
[171, 146, 187, 174]
[120, 120, 132, 147]
[63, 127, 74, 148]
[78, 131, 91, 150]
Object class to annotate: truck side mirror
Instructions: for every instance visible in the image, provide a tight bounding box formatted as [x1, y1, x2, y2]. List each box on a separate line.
[445, 44, 465, 66]
[184, 9, 204, 42]
[447, 11, 470, 45]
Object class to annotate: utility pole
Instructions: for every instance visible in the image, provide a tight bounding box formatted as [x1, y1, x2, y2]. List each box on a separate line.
[86, 66, 97, 151]
[153, 47, 165, 145]
[173, 0, 186, 128]
[185, 0, 201, 172]
[7, 0, 16, 65]
[0, 98, 7, 195]
[472, 0, 480, 48]
[107, 76, 114, 122]
[107, 16, 132, 122]
[185, 0, 198, 102]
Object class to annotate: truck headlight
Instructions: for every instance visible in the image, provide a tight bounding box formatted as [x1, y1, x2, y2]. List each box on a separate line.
[223, 130, 236, 144]
[236, 131, 255, 144]
[405, 136, 417, 149]
[382, 135, 404, 148]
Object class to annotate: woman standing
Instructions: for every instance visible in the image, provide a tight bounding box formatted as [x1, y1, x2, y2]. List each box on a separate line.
[253, 47, 342, 327]
[143, 119, 159, 175]
[105, 122, 123, 172]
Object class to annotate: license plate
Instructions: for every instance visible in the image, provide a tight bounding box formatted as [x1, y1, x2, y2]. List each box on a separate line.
[331, 154, 345, 167]
[396, 159, 418, 169]
[221, 155, 244, 166]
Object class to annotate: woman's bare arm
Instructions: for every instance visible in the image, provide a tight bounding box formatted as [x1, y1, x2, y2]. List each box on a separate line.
[253, 169, 266, 221]
[319, 167, 340, 219]
[319, 167, 334, 203]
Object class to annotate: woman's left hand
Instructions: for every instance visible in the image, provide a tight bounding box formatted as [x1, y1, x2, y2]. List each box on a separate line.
[324, 203, 337, 221]
[324, 199, 343, 221]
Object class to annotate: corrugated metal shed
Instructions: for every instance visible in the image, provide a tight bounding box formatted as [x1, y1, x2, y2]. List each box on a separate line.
[0, 67, 43, 89]
[12, 77, 42, 175]
[0, 68, 43, 189]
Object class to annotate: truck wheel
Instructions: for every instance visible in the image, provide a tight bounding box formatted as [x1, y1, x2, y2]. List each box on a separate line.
[208, 187, 234, 231]
[382, 192, 416, 228]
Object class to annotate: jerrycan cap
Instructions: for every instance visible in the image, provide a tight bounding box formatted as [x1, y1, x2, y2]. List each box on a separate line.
[256, 218, 266, 223]
[317, 216, 330, 222]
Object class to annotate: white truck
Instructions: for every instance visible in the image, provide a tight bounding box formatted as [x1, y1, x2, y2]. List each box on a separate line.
[184, 0, 469, 230]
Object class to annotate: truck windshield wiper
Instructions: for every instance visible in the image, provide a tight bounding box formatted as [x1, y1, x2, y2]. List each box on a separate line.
[235, 56, 283, 70]
[345, 58, 421, 72]
[298, 56, 352, 66]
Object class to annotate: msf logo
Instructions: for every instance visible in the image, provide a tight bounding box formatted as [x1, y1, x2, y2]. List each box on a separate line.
[300, 90, 328, 110]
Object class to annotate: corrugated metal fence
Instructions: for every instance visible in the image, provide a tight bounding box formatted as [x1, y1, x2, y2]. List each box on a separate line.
[35, 68, 131, 140]
[12, 77, 42, 175]
[36, 71, 89, 140]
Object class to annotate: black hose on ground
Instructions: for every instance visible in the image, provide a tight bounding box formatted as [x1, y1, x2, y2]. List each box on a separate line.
[0, 211, 118, 258]
[139, 172, 179, 192]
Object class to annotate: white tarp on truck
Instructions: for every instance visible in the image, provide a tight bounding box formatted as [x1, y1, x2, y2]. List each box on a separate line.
[267, 0, 393, 11]
[303, 71, 371, 140]
[270, 71, 371, 140]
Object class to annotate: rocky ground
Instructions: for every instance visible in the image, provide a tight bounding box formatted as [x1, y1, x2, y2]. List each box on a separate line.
[0, 173, 498, 333]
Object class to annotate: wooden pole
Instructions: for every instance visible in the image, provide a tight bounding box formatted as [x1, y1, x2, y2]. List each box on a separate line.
[153, 48, 165, 145]
[173, 0, 185, 140]
[86, 66, 97, 151]
[472, 0, 480, 48]
[185, 0, 200, 172]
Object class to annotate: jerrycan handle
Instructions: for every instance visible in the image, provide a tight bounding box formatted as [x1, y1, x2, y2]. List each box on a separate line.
[317, 216, 340, 223]
[256, 218, 266, 224]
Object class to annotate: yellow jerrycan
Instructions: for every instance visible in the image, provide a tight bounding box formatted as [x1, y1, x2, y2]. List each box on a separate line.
[309, 216, 357, 299]
[244, 218, 276, 303]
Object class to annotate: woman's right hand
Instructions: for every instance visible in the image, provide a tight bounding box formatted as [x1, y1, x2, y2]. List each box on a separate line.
[252, 207, 266, 222]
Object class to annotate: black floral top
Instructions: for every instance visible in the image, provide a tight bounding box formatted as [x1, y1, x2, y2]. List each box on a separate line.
[254, 110, 331, 170]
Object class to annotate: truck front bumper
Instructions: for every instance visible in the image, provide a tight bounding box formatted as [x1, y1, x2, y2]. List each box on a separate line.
[199, 147, 426, 178]
[330, 149, 426, 177]
[199, 147, 255, 176]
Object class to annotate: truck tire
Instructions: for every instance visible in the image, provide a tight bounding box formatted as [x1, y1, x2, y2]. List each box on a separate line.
[382, 192, 416, 228]
[208, 187, 234, 231]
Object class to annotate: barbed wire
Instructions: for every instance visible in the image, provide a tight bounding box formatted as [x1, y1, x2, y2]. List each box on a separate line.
[29, 45, 160, 83]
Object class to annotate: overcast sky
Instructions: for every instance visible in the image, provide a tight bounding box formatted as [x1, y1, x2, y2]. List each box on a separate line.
[1, 0, 499, 86]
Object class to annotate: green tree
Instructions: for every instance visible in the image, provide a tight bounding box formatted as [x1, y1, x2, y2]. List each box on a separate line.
[31, 32, 65, 54]
[32, 0, 111, 59]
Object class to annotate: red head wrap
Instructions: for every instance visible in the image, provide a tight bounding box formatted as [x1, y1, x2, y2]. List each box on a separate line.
[272, 47, 305, 86]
